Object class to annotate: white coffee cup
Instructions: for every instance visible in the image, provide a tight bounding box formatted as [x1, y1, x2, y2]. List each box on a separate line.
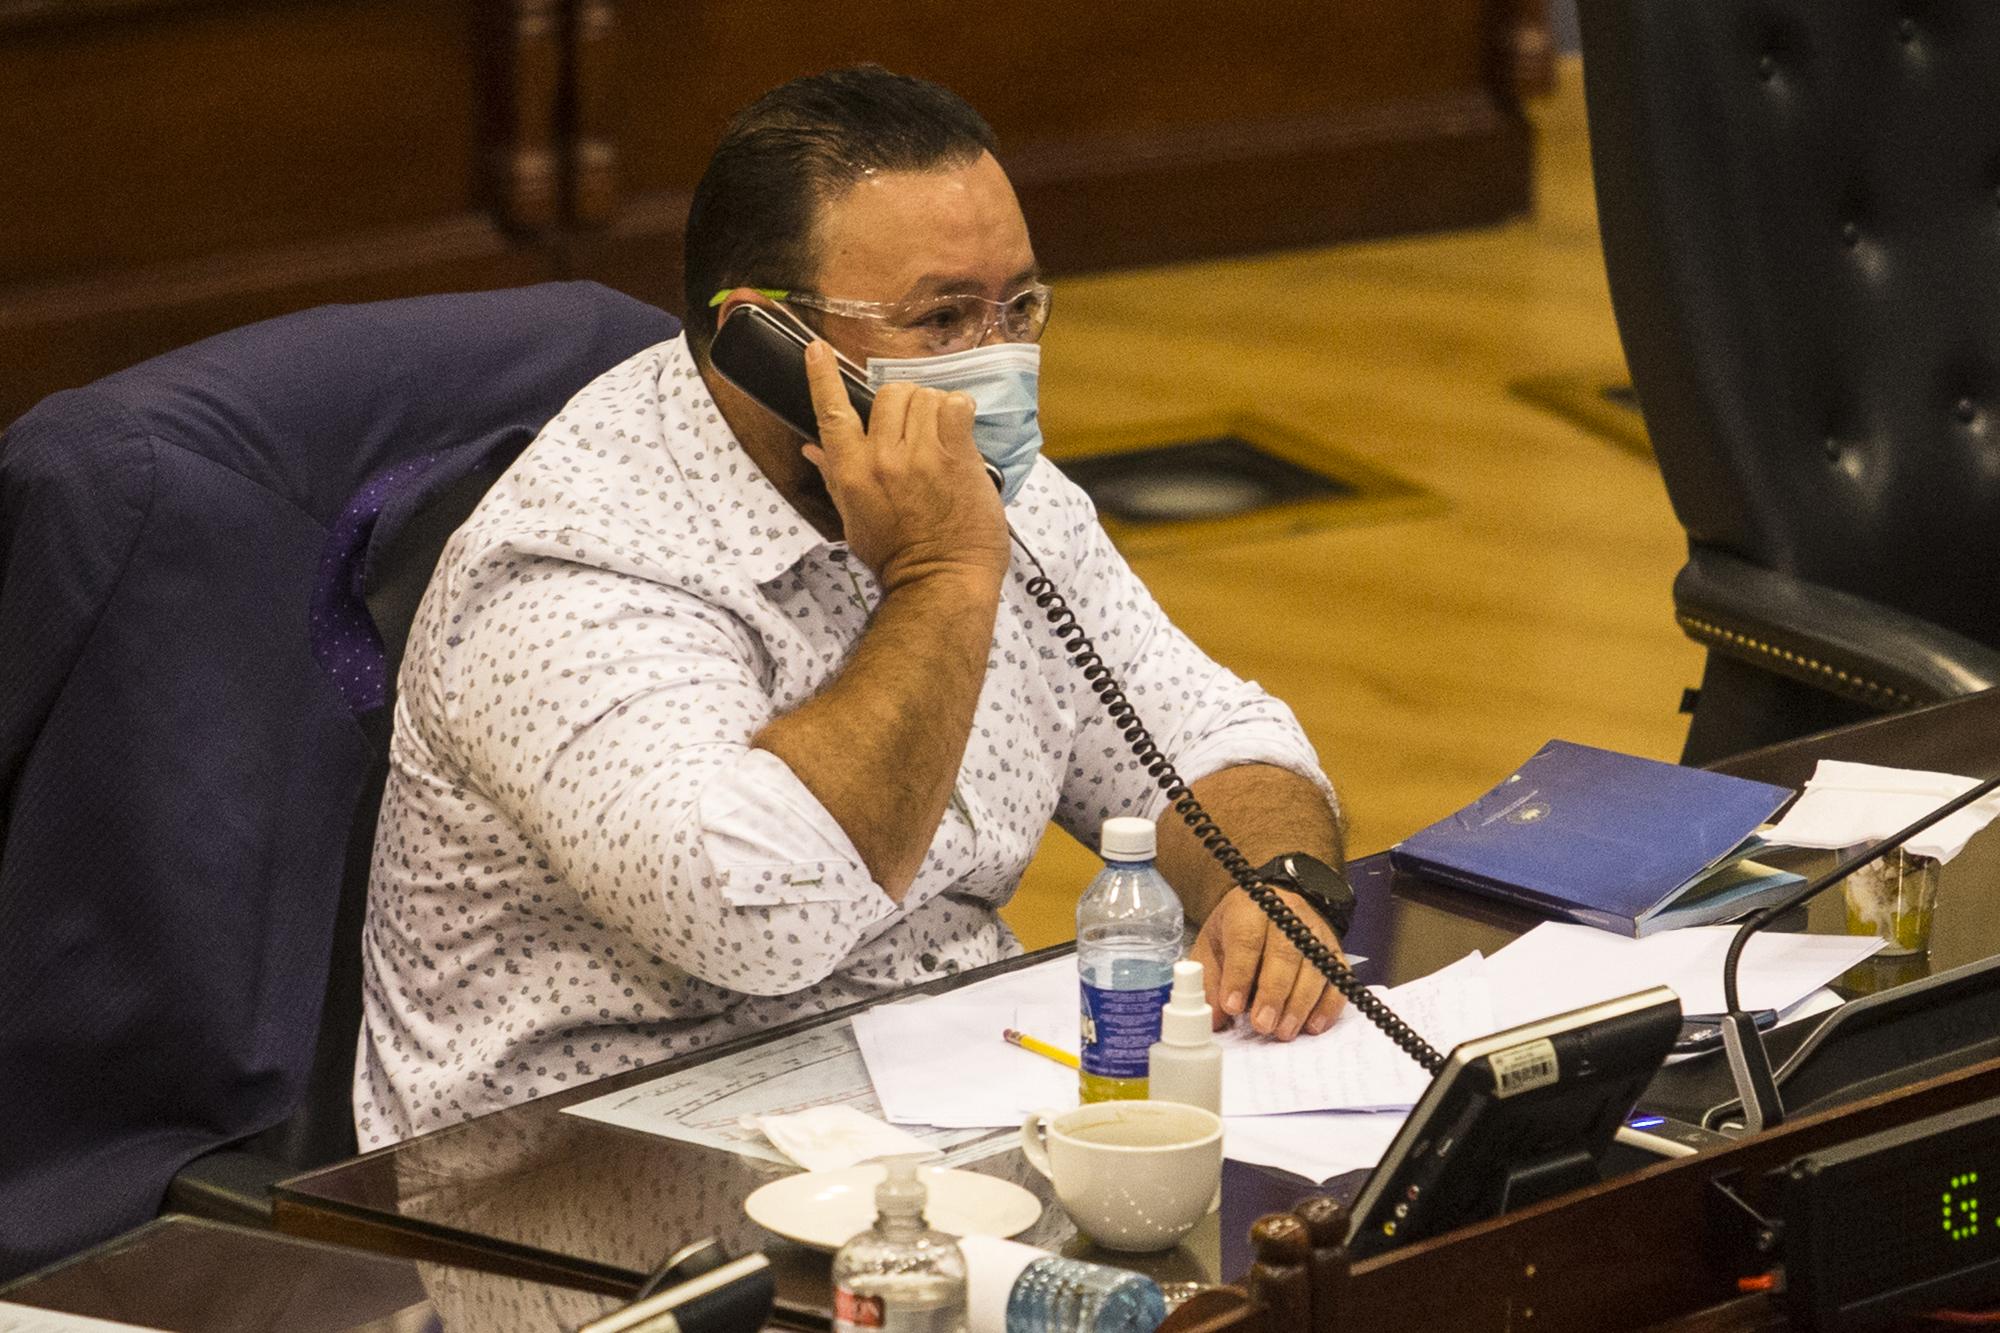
[1019, 1100, 1224, 1252]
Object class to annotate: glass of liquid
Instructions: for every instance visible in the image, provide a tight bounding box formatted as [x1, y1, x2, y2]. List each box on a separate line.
[1841, 846, 1942, 956]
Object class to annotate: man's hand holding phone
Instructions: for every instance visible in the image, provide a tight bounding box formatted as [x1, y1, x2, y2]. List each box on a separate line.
[801, 339, 1009, 595]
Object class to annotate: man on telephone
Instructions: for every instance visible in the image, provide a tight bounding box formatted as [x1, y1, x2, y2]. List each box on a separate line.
[355, 66, 1352, 1145]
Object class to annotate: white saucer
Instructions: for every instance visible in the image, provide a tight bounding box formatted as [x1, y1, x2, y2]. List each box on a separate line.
[743, 1164, 1043, 1252]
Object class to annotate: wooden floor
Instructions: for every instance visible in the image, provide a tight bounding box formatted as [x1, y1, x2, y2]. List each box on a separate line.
[999, 57, 1706, 949]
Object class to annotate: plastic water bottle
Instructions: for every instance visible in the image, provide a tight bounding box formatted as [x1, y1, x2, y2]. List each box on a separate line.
[1077, 817, 1183, 1103]
[1009, 1256, 1167, 1333]
[960, 1236, 1166, 1333]
[832, 1157, 968, 1333]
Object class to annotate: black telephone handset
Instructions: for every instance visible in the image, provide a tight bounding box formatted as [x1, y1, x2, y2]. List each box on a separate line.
[708, 306, 1441, 1072]
[710, 303, 1006, 491]
[710, 303, 875, 441]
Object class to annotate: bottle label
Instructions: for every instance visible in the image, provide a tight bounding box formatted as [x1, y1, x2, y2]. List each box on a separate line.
[833, 1286, 885, 1330]
[1080, 980, 1171, 1079]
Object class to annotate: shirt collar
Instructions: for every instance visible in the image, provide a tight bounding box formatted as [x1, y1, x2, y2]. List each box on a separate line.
[659, 334, 837, 586]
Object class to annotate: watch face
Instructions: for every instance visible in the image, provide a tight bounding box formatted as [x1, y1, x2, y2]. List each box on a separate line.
[1258, 854, 1355, 934]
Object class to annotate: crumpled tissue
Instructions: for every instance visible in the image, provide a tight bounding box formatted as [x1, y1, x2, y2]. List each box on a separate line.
[748, 1104, 940, 1172]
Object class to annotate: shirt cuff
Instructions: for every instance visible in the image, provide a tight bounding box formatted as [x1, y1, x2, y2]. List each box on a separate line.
[1136, 694, 1339, 826]
[697, 747, 894, 916]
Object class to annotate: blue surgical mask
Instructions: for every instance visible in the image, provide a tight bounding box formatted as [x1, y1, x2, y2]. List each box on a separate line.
[865, 342, 1042, 504]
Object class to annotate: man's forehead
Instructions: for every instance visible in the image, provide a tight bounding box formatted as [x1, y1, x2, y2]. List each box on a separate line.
[808, 153, 1036, 301]
[902, 262, 1042, 299]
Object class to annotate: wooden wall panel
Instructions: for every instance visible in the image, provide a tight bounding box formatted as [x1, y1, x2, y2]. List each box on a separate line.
[0, 0, 552, 424]
[0, 0, 1540, 426]
[559, 0, 1535, 313]
[3, 0, 496, 280]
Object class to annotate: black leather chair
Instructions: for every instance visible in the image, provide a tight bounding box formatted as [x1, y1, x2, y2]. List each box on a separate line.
[0, 283, 677, 1277]
[1579, 2, 2000, 764]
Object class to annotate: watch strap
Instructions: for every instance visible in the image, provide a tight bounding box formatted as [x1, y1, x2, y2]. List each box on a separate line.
[1251, 852, 1356, 939]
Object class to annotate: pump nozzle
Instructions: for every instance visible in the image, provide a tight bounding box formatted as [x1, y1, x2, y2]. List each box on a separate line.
[1159, 959, 1213, 1047]
[874, 1155, 930, 1220]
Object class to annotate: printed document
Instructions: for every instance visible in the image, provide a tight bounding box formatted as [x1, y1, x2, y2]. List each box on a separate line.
[1216, 953, 1495, 1116]
[564, 1015, 1010, 1167]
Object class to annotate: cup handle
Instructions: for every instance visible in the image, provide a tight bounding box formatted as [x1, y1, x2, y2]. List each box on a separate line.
[1019, 1111, 1055, 1180]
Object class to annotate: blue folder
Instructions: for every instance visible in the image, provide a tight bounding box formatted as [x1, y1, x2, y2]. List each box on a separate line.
[1389, 740, 1803, 937]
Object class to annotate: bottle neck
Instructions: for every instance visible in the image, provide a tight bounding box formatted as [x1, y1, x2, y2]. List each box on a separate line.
[1101, 855, 1156, 870]
[877, 1207, 924, 1239]
[1159, 1009, 1215, 1046]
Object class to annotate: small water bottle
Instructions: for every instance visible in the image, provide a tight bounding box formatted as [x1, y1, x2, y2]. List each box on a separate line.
[831, 1157, 968, 1333]
[960, 1236, 1167, 1333]
[1076, 817, 1183, 1103]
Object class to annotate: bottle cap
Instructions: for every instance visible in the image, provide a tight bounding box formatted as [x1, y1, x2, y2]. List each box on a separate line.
[1159, 958, 1214, 1046]
[875, 1155, 929, 1220]
[1099, 817, 1156, 860]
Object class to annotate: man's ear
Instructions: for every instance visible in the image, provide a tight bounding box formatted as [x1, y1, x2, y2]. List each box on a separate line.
[713, 286, 779, 328]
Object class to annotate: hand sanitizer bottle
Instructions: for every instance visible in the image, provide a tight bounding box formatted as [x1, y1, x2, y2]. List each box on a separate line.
[831, 1157, 969, 1333]
[1076, 817, 1183, 1104]
[1146, 959, 1222, 1115]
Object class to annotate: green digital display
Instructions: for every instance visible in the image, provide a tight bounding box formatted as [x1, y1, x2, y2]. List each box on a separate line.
[1945, 1171, 1981, 1242]
[1808, 1134, 2000, 1303]
[1786, 1097, 2000, 1322]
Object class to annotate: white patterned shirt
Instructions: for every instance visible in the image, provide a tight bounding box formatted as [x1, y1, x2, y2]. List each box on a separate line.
[354, 333, 1333, 1145]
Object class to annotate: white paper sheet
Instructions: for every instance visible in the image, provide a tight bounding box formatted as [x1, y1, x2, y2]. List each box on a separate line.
[1764, 760, 2000, 863]
[1483, 922, 1882, 1029]
[0, 1308, 161, 1333]
[1216, 953, 1496, 1116]
[1222, 1110, 1408, 1184]
[852, 996, 1078, 1129]
[855, 952, 1466, 1126]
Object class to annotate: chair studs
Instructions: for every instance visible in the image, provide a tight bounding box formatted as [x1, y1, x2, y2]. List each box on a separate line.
[1675, 613, 1914, 709]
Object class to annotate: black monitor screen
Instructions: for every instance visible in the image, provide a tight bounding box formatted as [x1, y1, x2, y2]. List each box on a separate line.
[1346, 986, 1682, 1260]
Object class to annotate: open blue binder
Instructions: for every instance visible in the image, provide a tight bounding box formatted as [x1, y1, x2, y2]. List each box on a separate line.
[1389, 740, 1802, 937]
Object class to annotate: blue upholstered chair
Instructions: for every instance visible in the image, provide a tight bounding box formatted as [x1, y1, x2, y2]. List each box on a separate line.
[0, 283, 678, 1277]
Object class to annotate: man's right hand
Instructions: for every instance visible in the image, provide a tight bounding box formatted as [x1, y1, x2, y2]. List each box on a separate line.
[801, 339, 1010, 594]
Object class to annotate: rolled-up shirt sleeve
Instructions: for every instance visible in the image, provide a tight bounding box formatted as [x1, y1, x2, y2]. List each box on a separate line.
[423, 547, 894, 997]
[1038, 486, 1338, 842]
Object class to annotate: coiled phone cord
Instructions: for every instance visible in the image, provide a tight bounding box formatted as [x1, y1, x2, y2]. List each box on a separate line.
[1011, 532, 1445, 1074]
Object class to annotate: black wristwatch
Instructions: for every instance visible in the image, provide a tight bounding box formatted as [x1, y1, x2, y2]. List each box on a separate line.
[1250, 852, 1356, 939]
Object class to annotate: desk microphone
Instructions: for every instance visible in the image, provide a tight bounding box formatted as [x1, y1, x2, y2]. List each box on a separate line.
[1719, 771, 2000, 1134]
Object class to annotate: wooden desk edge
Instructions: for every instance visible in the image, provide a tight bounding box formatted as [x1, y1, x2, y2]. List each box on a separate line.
[271, 1195, 637, 1298]
[1321, 1052, 2000, 1331]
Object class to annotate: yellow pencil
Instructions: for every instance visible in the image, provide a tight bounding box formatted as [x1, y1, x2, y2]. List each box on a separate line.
[1003, 1027, 1080, 1070]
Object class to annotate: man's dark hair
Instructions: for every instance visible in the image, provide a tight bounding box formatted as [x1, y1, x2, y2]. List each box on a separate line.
[682, 65, 998, 357]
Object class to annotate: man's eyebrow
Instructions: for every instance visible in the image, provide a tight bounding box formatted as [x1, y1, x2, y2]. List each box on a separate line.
[902, 266, 1042, 300]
